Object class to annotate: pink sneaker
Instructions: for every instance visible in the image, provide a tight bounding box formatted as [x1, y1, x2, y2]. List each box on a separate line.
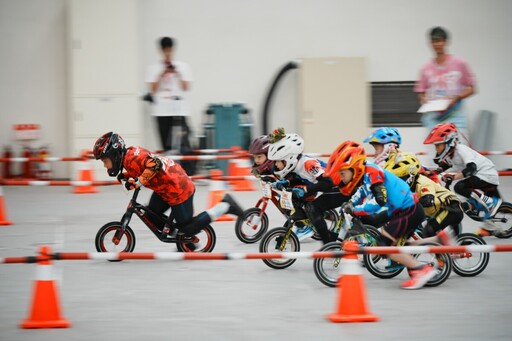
[437, 229, 455, 246]
[401, 265, 437, 290]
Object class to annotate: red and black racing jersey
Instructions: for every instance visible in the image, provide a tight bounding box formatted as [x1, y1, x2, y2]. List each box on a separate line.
[123, 147, 195, 205]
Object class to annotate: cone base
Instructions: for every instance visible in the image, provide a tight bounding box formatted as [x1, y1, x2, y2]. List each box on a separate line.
[232, 183, 256, 191]
[73, 187, 98, 194]
[0, 221, 13, 225]
[21, 319, 71, 329]
[327, 313, 379, 323]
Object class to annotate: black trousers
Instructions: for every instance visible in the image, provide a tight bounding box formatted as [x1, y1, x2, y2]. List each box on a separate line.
[156, 116, 196, 175]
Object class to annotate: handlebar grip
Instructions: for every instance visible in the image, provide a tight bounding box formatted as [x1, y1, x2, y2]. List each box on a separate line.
[444, 176, 454, 188]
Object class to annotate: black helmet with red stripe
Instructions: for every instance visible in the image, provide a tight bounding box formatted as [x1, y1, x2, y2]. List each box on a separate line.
[93, 132, 126, 177]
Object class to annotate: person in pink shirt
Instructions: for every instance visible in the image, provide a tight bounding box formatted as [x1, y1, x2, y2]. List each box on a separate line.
[415, 26, 476, 137]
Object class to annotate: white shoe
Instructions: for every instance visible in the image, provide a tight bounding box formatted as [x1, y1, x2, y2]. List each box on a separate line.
[294, 226, 314, 241]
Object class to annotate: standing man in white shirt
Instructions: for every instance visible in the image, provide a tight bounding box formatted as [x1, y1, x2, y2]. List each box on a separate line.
[145, 37, 195, 173]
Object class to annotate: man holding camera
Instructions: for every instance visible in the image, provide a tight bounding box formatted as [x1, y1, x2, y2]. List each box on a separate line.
[145, 36, 195, 174]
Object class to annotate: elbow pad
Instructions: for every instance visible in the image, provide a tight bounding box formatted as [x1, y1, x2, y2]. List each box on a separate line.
[371, 183, 387, 206]
[461, 162, 477, 178]
[419, 194, 435, 208]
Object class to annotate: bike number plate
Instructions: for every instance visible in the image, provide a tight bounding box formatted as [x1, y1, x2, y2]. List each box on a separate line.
[261, 182, 272, 199]
[280, 190, 294, 210]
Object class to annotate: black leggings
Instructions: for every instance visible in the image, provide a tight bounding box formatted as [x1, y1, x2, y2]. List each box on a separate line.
[156, 116, 196, 175]
[148, 191, 211, 237]
[303, 188, 350, 244]
[454, 176, 500, 199]
[424, 201, 464, 237]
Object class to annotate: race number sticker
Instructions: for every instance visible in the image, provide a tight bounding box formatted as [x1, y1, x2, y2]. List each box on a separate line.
[261, 181, 272, 199]
[280, 190, 294, 210]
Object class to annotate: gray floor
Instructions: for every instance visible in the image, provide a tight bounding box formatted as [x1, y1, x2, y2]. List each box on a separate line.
[1, 178, 512, 341]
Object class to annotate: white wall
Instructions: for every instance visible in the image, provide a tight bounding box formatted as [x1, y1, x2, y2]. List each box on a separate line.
[0, 0, 67, 177]
[1, 0, 511, 178]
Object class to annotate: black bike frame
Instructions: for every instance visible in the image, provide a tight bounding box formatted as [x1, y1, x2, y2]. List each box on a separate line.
[114, 188, 178, 244]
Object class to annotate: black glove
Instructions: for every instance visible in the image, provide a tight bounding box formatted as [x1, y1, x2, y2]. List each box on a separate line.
[124, 178, 141, 191]
[275, 179, 289, 190]
[341, 201, 354, 215]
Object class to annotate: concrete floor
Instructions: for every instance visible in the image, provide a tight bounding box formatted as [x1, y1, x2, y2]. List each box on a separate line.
[1, 178, 511, 341]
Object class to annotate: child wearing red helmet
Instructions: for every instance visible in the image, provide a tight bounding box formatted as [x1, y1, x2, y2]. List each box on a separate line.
[424, 123, 502, 236]
[93, 132, 244, 250]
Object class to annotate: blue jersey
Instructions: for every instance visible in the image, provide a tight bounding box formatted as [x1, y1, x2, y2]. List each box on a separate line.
[351, 162, 417, 217]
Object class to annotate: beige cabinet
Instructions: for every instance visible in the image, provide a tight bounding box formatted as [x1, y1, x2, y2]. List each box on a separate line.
[298, 57, 370, 154]
[67, 0, 141, 179]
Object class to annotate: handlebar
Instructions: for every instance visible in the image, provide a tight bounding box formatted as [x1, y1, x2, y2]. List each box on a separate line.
[444, 176, 454, 189]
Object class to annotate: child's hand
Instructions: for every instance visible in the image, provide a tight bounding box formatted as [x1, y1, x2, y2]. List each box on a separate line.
[124, 178, 141, 191]
[275, 180, 289, 190]
[291, 188, 305, 199]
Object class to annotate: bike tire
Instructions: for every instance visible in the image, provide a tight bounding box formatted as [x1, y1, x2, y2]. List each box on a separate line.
[452, 233, 489, 277]
[312, 209, 340, 241]
[313, 241, 343, 287]
[95, 221, 136, 262]
[176, 225, 216, 253]
[492, 202, 512, 239]
[259, 227, 300, 269]
[234, 208, 269, 244]
[363, 225, 405, 279]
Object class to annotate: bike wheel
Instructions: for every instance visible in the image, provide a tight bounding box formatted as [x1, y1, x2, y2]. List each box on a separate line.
[417, 242, 452, 287]
[95, 221, 136, 262]
[452, 233, 489, 277]
[234, 208, 269, 244]
[259, 227, 300, 269]
[492, 202, 512, 239]
[362, 225, 405, 279]
[312, 209, 339, 240]
[313, 241, 343, 287]
[363, 253, 405, 279]
[176, 225, 216, 253]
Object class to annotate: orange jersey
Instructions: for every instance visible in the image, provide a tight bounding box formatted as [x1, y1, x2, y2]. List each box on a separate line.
[123, 147, 195, 205]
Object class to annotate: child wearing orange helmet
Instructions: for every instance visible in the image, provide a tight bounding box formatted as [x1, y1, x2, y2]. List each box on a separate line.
[325, 140, 437, 290]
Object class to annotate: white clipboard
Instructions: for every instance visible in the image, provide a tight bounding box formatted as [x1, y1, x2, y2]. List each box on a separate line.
[417, 99, 451, 113]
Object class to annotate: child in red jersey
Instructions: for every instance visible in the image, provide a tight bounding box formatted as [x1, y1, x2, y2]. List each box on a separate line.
[93, 132, 243, 249]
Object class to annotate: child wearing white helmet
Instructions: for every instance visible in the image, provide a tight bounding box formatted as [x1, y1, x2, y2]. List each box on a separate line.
[267, 128, 349, 243]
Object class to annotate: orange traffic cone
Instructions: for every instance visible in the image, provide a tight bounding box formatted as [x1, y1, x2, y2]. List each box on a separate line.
[207, 169, 235, 222]
[73, 159, 98, 194]
[20, 246, 71, 329]
[231, 159, 256, 191]
[0, 186, 12, 225]
[327, 241, 379, 323]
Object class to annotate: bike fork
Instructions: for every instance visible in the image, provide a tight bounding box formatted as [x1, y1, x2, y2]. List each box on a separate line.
[113, 211, 133, 245]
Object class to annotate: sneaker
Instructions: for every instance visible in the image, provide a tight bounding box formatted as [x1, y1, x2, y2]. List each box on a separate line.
[484, 197, 502, 218]
[294, 226, 314, 241]
[437, 229, 455, 246]
[401, 264, 437, 290]
[475, 228, 493, 237]
[221, 194, 244, 217]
